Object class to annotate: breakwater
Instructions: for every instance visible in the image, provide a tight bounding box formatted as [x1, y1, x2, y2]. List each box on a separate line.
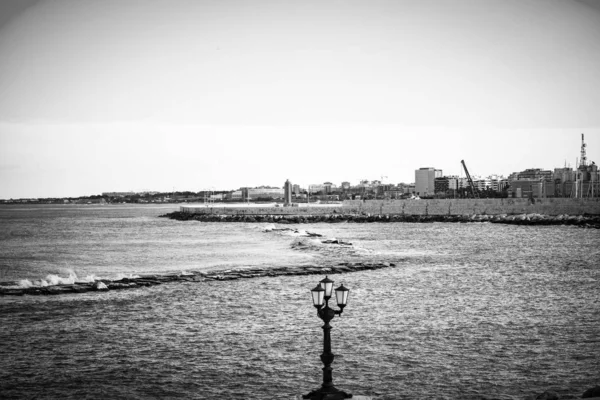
[180, 198, 600, 217]
[166, 210, 600, 227]
[0, 261, 397, 297]
[168, 198, 600, 228]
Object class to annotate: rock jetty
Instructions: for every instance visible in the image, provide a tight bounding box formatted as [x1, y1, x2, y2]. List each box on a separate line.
[161, 211, 600, 228]
[0, 261, 398, 297]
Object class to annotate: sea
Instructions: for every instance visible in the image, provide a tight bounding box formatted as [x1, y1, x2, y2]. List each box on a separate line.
[0, 204, 599, 400]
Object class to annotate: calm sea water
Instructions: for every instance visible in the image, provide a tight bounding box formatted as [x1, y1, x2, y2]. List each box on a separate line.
[1, 204, 599, 399]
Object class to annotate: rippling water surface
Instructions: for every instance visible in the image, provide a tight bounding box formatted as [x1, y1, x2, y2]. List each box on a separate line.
[1, 205, 599, 399]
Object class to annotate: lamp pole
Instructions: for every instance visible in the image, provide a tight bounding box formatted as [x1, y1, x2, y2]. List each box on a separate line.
[304, 277, 352, 400]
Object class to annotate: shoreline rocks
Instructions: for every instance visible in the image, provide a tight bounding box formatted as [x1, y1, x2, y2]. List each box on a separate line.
[0, 261, 399, 297]
[161, 211, 600, 228]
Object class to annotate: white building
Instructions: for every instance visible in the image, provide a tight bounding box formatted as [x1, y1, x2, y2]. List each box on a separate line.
[309, 182, 337, 194]
[415, 168, 442, 196]
[446, 176, 458, 190]
[474, 175, 507, 192]
[247, 188, 284, 199]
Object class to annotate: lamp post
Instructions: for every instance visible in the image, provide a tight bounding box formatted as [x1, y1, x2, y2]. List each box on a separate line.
[303, 276, 352, 400]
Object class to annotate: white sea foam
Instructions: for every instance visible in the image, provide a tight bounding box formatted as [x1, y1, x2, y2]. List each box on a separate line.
[45, 273, 77, 285]
[14, 278, 50, 288]
[288, 229, 308, 237]
[263, 225, 310, 237]
[113, 273, 141, 280]
[11, 272, 138, 288]
[18, 279, 33, 288]
[93, 281, 108, 290]
[77, 275, 99, 283]
[262, 224, 276, 232]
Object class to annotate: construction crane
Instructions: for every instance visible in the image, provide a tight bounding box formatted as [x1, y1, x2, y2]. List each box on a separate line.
[461, 160, 479, 198]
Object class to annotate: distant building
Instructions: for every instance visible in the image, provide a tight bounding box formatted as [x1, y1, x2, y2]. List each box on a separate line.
[510, 168, 552, 181]
[457, 177, 469, 190]
[395, 183, 414, 195]
[508, 168, 553, 198]
[415, 168, 442, 197]
[434, 176, 458, 197]
[102, 192, 135, 197]
[553, 167, 576, 183]
[474, 175, 508, 192]
[577, 162, 599, 183]
[383, 187, 406, 199]
[509, 180, 539, 198]
[76, 198, 107, 204]
[246, 187, 284, 200]
[309, 182, 337, 194]
[284, 179, 292, 206]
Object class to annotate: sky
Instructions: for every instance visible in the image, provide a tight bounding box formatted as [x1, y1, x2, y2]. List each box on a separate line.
[1, 0, 599, 198]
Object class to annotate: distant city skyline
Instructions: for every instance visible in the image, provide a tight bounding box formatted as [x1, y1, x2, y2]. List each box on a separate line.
[1, 0, 599, 198]
[1, 128, 597, 199]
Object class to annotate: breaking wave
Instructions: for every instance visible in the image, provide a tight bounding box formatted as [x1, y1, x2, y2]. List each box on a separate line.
[261, 224, 372, 256]
[261, 224, 313, 236]
[7, 272, 141, 289]
[290, 236, 372, 256]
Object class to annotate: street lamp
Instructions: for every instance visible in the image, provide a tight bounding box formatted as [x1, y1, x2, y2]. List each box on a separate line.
[303, 276, 352, 400]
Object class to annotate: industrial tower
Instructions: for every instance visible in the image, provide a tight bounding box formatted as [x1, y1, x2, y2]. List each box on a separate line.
[580, 133, 587, 167]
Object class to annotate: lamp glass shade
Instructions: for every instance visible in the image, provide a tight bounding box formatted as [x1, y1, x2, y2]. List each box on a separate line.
[319, 276, 334, 298]
[335, 284, 349, 307]
[311, 285, 325, 307]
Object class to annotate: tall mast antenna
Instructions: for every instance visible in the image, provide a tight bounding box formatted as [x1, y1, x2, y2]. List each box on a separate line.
[580, 133, 587, 167]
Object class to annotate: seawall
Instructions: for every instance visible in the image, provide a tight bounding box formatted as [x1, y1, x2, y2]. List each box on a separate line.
[172, 199, 600, 227]
[341, 198, 600, 216]
[181, 198, 600, 216]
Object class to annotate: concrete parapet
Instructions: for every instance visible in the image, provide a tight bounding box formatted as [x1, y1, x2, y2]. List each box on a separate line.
[180, 206, 346, 216]
[339, 198, 600, 216]
[180, 198, 600, 217]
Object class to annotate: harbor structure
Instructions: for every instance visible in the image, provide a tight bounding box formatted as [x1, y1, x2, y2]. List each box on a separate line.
[284, 179, 293, 206]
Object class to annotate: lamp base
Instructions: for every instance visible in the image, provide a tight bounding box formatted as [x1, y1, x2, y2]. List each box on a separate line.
[302, 388, 352, 400]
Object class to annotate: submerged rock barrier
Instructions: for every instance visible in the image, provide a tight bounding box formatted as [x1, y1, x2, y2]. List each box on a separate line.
[161, 211, 600, 228]
[0, 261, 398, 297]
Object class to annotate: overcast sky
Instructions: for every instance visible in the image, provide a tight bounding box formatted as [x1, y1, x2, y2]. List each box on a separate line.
[1, 0, 599, 198]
